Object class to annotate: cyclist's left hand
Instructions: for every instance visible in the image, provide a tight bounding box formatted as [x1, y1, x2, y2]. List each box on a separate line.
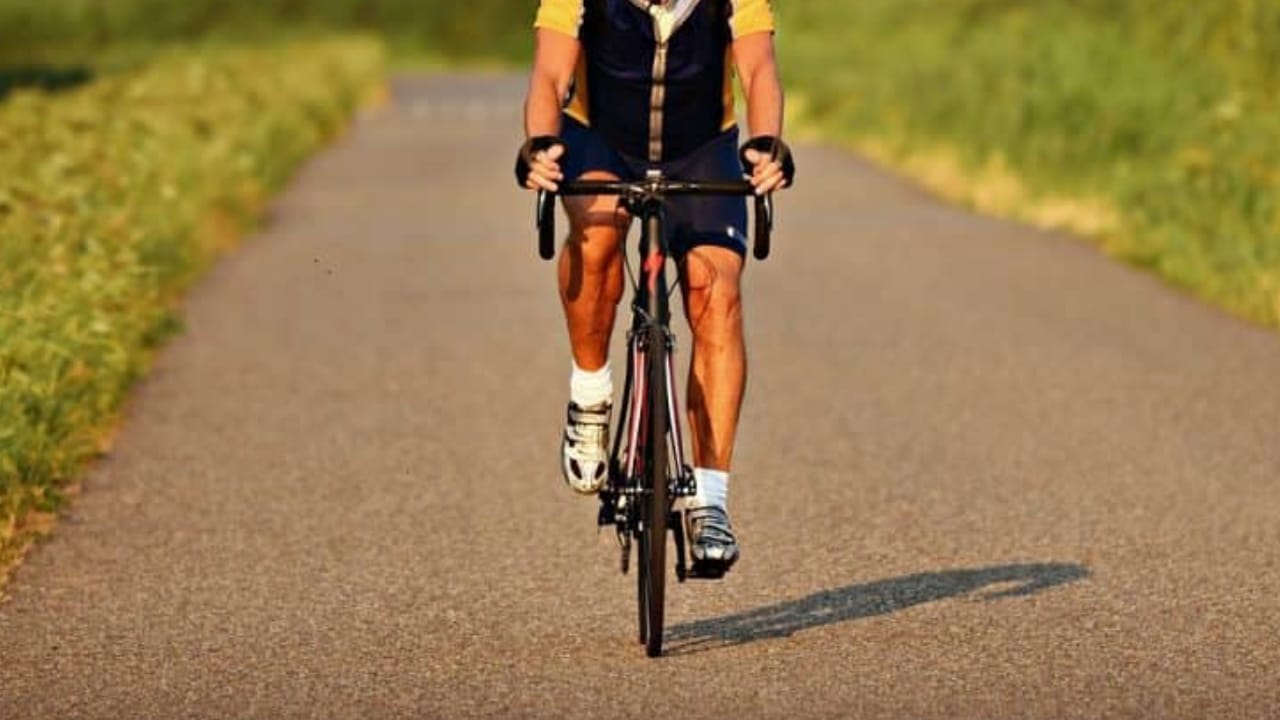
[741, 136, 796, 195]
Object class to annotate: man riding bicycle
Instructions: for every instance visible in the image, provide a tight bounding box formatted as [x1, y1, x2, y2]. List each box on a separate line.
[516, 0, 794, 577]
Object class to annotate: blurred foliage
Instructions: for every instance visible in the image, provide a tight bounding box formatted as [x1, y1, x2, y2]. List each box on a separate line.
[780, 0, 1280, 326]
[0, 65, 93, 101]
[0, 0, 533, 66]
[0, 38, 384, 563]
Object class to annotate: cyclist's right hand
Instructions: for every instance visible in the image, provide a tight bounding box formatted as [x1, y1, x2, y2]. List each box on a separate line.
[739, 136, 796, 194]
[515, 136, 566, 192]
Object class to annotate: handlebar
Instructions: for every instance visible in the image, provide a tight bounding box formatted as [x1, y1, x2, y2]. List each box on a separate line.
[536, 179, 774, 261]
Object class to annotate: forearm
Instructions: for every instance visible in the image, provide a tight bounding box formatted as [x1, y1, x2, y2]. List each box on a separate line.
[742, 63, 784, 139]
[524, 73, 567, 139]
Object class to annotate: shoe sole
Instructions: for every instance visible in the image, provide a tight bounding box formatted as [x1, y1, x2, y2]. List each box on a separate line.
[688, 554, 738, 580]
[565, 480, 604, 495]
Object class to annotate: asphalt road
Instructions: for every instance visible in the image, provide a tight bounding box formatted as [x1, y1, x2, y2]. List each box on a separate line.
[2, 74, 1278, 719]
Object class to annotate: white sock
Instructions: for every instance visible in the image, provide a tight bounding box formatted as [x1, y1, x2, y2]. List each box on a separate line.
[570, 360, 613, 408]
[692, 468, 729, 510]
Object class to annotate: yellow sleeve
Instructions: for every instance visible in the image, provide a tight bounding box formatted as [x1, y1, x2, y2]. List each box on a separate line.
[534, 0, 585, 38]
[729, 0, 775, 38]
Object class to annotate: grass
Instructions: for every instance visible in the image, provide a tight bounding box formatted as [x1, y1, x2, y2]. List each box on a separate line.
[777, 0, 1280, 327]
[0, 0, 532, 68]
[0, 37, 385, 578]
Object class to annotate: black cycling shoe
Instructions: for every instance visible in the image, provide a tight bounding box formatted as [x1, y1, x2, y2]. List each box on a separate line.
[686, 506, 739, 579]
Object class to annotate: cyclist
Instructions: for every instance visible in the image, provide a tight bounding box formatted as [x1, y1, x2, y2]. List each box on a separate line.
[515, 0, 795, 576]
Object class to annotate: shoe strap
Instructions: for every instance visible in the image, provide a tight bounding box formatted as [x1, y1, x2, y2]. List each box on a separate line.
[687, 506, 734, 543]
[567, 403, 611, 426]
[687, 505, 729, 522]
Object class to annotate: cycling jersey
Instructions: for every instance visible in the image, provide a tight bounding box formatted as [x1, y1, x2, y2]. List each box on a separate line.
[535, 0, 775, 163]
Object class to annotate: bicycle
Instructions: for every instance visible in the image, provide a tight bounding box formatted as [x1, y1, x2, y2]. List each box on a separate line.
[535, 171, 774, 658]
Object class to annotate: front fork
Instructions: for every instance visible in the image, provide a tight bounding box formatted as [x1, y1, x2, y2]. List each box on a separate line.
[599, 320, 697, 582]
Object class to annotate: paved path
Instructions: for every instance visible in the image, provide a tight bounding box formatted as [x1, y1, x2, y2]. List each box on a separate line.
[2, 75, 1279, 719]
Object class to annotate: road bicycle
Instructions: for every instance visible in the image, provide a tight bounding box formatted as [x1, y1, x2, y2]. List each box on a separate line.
[535, 172, 773, 657]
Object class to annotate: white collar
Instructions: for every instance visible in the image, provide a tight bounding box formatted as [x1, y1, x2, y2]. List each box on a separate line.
[628, 0, 702, 43]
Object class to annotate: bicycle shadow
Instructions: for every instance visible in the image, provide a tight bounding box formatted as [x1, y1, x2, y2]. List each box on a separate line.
[666, 562, 1089, 655]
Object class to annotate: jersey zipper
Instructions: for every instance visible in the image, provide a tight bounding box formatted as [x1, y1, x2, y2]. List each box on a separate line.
[647, 41, 669, 162]
[632, 0, 700, 162]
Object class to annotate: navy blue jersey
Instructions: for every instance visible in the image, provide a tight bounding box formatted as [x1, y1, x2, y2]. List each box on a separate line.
[535, 0, 775, 162]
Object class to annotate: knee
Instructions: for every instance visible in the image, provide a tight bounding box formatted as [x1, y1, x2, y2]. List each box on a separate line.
[685, 263, 743, 332]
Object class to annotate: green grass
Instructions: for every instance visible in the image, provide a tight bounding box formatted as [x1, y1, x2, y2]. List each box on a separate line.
[777, 0, 1280, 327]
[0, 0, 532, 67]
[0, 37, 385, 571]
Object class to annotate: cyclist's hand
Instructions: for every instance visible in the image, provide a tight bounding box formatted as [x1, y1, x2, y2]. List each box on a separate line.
[515, 136, 566, 192]
[744, 148, 786, 194]
[740, 136, 796, 195]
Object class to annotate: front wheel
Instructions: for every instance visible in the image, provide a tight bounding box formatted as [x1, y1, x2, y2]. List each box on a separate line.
[639, 323, 669, 658]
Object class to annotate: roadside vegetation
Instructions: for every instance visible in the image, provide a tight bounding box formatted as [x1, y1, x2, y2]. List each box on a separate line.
[0, 38, 384, 572]
[0, 0, 530, 67]
[778, 0, 1280, 327]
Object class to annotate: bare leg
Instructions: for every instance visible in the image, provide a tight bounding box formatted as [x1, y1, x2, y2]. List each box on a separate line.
[680, 246, 747, 471]
[559, 172, 630, 369]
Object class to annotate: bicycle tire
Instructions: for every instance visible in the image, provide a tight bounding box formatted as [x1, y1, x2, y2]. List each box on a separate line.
[641, 322, 669, 658]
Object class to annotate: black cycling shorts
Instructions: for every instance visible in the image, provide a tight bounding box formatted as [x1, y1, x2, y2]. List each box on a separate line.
[560, 115, 748, 258]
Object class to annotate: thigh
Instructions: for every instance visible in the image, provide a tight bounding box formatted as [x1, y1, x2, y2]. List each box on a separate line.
[563, 171, 629, 228]
[665, 129, 749, 259]
[560, 117, 634, 237]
